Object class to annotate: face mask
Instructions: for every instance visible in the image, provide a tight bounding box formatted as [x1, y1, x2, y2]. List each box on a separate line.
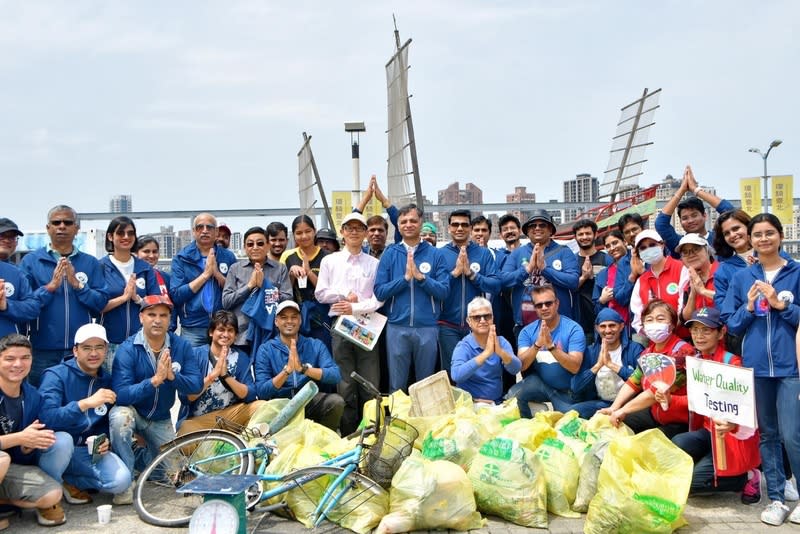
[639, 246, 664, 264]
[643, 322, 672, 343]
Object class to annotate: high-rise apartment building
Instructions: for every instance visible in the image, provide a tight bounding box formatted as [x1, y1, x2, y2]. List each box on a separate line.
[109, 195, 132, 213]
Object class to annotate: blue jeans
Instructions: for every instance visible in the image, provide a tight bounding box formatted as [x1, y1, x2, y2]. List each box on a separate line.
[36, 431, 74, 482]
[506, 373, 575, 418]
[437, 324, 470, 377]
[29, 349, 71, 387]
[64, 446, 131, 494]
[672, 428, 747, 494]
[569, 399, 611, 420]
[109, 406, 176, 475]
[386, 324, 438, 393]
[180, 326, 209, 347]
[755, 376, 800, 503]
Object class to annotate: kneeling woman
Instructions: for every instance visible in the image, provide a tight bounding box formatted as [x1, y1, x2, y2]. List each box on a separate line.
[671, 307, 760, 498]
[600, 299, 697, 438]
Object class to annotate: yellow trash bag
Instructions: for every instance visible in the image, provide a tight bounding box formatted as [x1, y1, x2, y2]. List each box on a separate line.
[534, 437, 581, 518]
[533, 409, 565, 427]
[581, 412, 634, 445]
[420, 414, 489, 471]
[375, 450, 483, 533]
[554, 409, 585, 437]
[468, 437, 548, 528]
[248, 397, 305, 430]
[474, 397, 520, 435]
[272, 419, 340, 452]
[360, 390, 413, 429]
[261, 442, 325, 509]
[407, 387, 475, 450]
[585, 429, 693, 533]
[497, 418, 557, 452]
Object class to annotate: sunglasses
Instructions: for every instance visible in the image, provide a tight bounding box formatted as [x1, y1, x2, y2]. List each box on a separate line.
[50, 219, 75, 227]
[114, 230, 136, 237]
[533, 300, 556, 309]
[469, 313, 493, 322]
[245, 240, 266, 247]
[195, 224, 216, 231]
[528, 222, 550, 229]
[450, 222, 470, 228]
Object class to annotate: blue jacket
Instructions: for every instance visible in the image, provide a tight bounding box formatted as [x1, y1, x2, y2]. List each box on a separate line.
[38, 358, 113, 446]
[655, 198, 735, 258]
[1, 381, 43, 464]
[570, 310, 644, 400]
[177, 345, 257, 428]
[254, 335, 341, 399]
[373, 241, 449, 327]
[722, 260, 800, 377]
[0, 261, 39, 337]
[592, 257, 634, 315]
[112, 331, 203, 421]
[502, 240, 580, 325]
[713, 250, 793, 310]
[170, 242, 237, 329]
[98, 256, 160, 343]
[21, 247, 109, 350]
[438, 242, 501, 327]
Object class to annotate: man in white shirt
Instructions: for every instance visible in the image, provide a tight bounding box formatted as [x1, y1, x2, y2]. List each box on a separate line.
[315, 213, 381, 435]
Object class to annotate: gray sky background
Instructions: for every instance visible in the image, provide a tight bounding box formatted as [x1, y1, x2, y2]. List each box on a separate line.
[1, 1, 797, 235]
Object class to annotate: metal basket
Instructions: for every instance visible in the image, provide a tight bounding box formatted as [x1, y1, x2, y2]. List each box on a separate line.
[364, 417, 418, 489]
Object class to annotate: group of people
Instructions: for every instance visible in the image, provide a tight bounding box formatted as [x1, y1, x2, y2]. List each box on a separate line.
[1, 167, 799, 527]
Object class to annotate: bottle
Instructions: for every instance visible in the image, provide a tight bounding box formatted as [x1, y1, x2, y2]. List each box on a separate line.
[754, 291, 769, 317]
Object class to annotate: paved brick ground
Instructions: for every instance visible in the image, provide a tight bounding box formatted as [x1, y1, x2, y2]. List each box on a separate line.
[8, 491, 799, 533]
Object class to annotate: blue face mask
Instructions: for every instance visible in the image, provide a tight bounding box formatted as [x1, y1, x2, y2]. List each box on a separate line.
[639, 246, 664, 265]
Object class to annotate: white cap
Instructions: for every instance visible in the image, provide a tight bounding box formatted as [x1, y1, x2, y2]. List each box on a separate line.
[341, 212, 367, 228]
[74, 323, 109, 345]
[675, 233, 709, 254]
[276, 301, 301, 316]
[634, 229, 663, 249]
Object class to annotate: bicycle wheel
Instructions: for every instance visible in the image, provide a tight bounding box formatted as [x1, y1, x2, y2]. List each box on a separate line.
[279, 466, 388, 532]
[134, 429, 254, 527]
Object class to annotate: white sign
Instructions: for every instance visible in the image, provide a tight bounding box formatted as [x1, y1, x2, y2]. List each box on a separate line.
[686, 356, 756, 429]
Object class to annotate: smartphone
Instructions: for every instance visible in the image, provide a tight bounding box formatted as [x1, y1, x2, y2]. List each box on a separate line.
[92, 433, 108, 463]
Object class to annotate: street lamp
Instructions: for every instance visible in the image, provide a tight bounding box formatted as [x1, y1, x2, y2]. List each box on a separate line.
[748, 139, 783, 213]
[345, 121, 366, 210]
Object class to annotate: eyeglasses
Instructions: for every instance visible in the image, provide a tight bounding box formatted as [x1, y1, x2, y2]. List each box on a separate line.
[342, 225, 366, 233]
[528, 222, 550, 229]
[533, 300, 556, 309]
[195, 224, 216, 231]
[0, 233, 18, 242]
[469, 313, 493, 322]
[49, 219, 75, 227]
[680, 246, 705, 257]
[77, 344, 107, 353]
[245, 240, 266, 248]
[114, 230, 136, 237]
[449, 222, 470, 228]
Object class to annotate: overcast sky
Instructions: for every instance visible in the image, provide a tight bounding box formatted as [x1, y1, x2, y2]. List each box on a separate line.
[1, 1, 797, 234]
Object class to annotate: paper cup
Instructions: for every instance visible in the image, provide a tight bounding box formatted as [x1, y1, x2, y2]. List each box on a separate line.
[86, 436, 96, 455]
[97, 504, 112, 524]
[297, 276, 308, 289]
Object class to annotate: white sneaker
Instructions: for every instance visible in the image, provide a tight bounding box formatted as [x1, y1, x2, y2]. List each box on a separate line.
[112, 482, 134, 506]
[761, 500, 790, 526]
[789, 502, 800, 524]
[785, 477, 799, 501]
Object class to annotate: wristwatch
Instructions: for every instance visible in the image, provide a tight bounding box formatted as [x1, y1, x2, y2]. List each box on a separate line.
[219, 373, 230, 380]
[547, 345, 556, 352]
[282, 366, 291, 376]
[301, 363, 311, 375]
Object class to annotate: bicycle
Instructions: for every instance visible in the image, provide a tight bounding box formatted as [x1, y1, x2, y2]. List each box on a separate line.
[133, 372, 418, 528]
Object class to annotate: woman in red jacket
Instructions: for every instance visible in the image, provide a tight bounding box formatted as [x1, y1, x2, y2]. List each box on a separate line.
[671, 307, 761, 500]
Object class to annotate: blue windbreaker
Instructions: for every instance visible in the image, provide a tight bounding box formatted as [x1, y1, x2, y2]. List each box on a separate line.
[722, 259, 800, 377]
[438, 242, 501, 327]
[254, 335, 341, 399]
[0, 381, 43, 464]
[98, 256, 160, 343]
[21, 247, 109, 350]
[170, 242, 237, 329]
[502, 240, 580, 325]
[0, 261, 39, 337]
[38, 358, 113, 445]
[112, 331, 203, 421]
[713, 250, 793, 309]
[373, 240, 449, 327]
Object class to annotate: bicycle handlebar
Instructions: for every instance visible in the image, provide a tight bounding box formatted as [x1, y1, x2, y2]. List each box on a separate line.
[350, 371, 381, 399]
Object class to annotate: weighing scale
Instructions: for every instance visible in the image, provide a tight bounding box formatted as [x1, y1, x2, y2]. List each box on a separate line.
[179, 474, 261, 534]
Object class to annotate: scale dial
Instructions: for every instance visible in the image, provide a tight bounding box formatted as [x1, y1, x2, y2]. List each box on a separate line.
[188, 499, 239, 534]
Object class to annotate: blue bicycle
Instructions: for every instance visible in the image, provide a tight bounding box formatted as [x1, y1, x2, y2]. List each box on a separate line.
[134, 373, 417, 528]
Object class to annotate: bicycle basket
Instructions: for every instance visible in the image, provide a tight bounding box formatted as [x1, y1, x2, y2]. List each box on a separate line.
[364, 417, 418, 489]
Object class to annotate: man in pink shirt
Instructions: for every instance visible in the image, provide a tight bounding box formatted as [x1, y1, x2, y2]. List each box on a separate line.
[315, 213, 381, 435]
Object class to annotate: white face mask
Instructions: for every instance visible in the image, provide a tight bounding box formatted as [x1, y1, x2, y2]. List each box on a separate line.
[643, 322, 672, 343]
[639, 246, 664, 264]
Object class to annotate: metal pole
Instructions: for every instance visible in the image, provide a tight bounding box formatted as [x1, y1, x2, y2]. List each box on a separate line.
[762, 154, 768, 213]
[351, 136, 361, 210]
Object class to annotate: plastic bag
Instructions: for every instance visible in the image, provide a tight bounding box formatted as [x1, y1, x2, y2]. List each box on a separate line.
[272, 419, 340, 452]
[534, 437, 581, 517]
[572, 439, 610, 513]
[468, 437, 548, 528]
[408, 388, 475, 449]
[474, 397, 520, 435]
[533, 409, 565, 427]
[585, 429, 693, 533]
[497, 418, 557, 452]
[375, 450, 484, 533]
[420, 414, 488, 470]
[554, 409, 585, 438]
[248, 397, 305, 430]
[361, 390, 413, 429]
[581, 412, 634, 445]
